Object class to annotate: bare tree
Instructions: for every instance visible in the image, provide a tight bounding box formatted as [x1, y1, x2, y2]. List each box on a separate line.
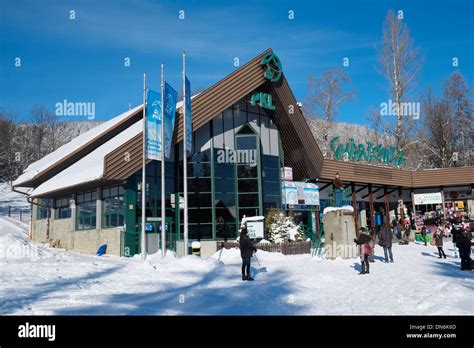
[422, 89, 457, 168]
[378, 9, 422, 152]
[0, 110, 18, 183]
[443, 72, 473, 166]
[29, 105, 58, 160]
[306, 67, 355, 157]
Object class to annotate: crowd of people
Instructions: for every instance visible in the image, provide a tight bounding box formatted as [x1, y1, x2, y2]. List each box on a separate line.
[352, 217, 473, 276]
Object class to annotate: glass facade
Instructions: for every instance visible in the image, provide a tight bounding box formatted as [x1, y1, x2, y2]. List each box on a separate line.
[103, 185, 124, 228]
[55, 196, 71, 219]
[174, 93, 282, 240]
[76, 190, 97, 230]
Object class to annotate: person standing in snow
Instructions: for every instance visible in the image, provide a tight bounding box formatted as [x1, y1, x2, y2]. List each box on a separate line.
[434, 224, 446, 259]
[355, 227, 372, 274]
[420, 225, 428, 246]
[240, 223, 257, 281]
[378, 225, 394, 263]
[451, 224, 461, 258]
[457, 229, 472, 271]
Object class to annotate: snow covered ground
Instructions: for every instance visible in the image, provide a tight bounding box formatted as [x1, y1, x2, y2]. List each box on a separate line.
[0, 215, 472, 315]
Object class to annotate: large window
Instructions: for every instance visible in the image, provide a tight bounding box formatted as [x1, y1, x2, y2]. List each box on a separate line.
[55, 196, 71, 219]
[76, 190, 97, 230]
[37, 198, 52, 220]
[103, 186, 124, 228]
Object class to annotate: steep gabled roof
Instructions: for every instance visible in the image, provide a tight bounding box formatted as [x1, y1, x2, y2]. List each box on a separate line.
[104, 48, 324, 181]
[13, 105, 143, 188]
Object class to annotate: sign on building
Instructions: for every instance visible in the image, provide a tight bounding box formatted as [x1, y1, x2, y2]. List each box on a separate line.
[282, 181, 298, 205]
[245, 216, 264, 239]
[281, 167, 293, 181]
[414, 192, 443, 205]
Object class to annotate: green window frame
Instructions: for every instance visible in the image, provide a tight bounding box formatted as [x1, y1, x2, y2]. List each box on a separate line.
[103, 185, 125, 228]
[76, 190, 97, 230]
[37, 198, 51, 220]
[55, 196, 71, 219]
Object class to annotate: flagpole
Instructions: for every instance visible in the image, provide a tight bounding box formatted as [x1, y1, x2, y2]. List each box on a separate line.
[141, 72, 147, 261]
[183, 51, 189, 256]
[161, 63, 166, 259]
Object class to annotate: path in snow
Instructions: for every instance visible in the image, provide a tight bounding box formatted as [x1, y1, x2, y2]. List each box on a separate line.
[0, 216, 472, 315]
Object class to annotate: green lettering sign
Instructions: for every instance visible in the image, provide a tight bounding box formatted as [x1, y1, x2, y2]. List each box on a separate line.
[329, 136, 406, 168]
[251, 92, 276, 110]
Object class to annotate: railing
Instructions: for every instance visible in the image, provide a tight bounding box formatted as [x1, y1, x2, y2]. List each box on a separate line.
[0, 205, 31, 223]
[324, 187, 353, 208]
[217, 241, 311, 255]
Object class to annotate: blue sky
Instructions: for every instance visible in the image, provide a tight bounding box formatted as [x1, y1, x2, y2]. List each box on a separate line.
[1, 0, 473, 124]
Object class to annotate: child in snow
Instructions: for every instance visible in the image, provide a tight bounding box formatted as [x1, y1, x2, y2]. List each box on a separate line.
[434, 224, 446, 259]
[239, 222, 257, 281]
[354, 227, 372, 274]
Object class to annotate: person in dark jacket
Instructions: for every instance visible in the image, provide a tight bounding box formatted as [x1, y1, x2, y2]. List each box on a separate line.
[355, 228, 372, 275]
[420, 225, 428, 246]
[434, 224, 446, 259]
[457, 230, 472, 271]
[239, 223, 257, 281]
[451, 225, 461, 258]
[378, 225, 394, 263]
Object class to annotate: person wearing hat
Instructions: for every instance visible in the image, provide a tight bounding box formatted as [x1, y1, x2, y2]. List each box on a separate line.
[354, 227, 372, 274]
[239, 221, 257, 281]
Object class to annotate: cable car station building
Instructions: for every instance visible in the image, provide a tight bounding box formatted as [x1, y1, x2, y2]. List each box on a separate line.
[13, 49, 474, 257]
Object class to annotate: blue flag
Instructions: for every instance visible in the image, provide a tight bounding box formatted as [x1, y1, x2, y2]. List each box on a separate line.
[146, 89, 162, 161]
[185, 76, 192, 153]
[164, 82, 178, 159]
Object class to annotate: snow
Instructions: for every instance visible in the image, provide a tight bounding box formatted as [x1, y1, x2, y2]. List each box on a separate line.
[323, 205, 354, 215]
[13, 105, 143, 187]
[0, 215, 472, 315]
[0, 183, 30, 208]
[30, 120, 142, 197]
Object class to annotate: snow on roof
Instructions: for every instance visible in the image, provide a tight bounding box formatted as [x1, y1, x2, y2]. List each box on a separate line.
[13, 105, 143, 187]
[30, 120, 143, 197]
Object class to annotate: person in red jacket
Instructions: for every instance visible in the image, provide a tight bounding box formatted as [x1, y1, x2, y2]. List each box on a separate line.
[355, 227, 372, 275]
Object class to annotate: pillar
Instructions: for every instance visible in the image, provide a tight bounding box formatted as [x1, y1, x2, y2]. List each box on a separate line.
[351, 182, 359, 231]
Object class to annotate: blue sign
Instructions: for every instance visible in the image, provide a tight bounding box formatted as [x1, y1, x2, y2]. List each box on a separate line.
[146, 89, 162, 161]
[185, 76, 192, 153]
[164, 82, 178, 159]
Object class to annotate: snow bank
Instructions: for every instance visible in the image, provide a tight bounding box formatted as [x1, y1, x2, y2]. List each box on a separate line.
[323, 205, 354, 215]
[0, 233, 51, 259]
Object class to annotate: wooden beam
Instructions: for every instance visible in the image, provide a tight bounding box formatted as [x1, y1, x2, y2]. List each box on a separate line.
[368, 184, 375, 240]
[318, 182, 333, 192]
[376, 187, 397, 200]
[362, 186, 383, 199]
[355, 185, 368, 194]
[384, 186, 391, 227]
[351, 182, 359, 232]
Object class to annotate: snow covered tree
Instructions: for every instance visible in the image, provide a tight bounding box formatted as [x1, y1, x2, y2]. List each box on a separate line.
[265, 209, 299, 243]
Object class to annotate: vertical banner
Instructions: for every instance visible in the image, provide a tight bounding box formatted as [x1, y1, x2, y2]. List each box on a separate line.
[163, 82, 178, 159]
[185, 76, 192, 153]
[145, 90, 162, 161]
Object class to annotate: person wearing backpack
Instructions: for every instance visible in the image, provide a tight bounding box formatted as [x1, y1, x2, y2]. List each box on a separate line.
[355, 227, 372, 275]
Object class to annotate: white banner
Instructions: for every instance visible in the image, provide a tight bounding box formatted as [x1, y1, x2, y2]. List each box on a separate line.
[414, 192, 443, 205]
